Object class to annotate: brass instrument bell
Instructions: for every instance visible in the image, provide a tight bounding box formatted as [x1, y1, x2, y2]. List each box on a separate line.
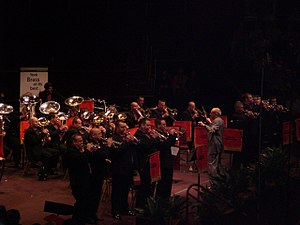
[117, 113, 127, 121]
[65, 96, 84, 107]
[39, 101, 60, 114]
[0, 103, 13, 115]
[38, 117, 50, 127]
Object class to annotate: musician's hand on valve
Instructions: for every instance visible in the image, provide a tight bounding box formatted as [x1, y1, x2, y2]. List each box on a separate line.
[86, 143, 93, 151]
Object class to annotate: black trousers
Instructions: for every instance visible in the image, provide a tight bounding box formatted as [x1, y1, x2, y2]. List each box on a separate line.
[156, 166, 174, 199]
[111, 173, 133, 214]
[136, 163, 156, 209]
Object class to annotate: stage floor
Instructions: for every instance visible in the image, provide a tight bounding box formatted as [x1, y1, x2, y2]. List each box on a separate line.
[0, 155, 211, 225]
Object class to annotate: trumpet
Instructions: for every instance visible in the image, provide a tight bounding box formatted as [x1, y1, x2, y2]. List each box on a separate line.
[101, 137, 123, 148]
[149, 129, 168, 140]
[125, 132, 140, 144]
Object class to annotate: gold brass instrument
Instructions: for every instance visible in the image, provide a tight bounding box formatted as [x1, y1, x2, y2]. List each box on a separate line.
[58, 111, 68, 125]
[93, 115, 104, 125]
[117, 112, 127, 121]
[101, 137, 123, 148]
[65, 96, 84, 107]
[0, 103, 13, 134]
[39, 101, 60, 115]
[65, 96, 84, 117]
[38, 117, 51, 143]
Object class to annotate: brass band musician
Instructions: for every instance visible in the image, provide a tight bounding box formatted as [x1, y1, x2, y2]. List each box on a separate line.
[125, 102, 144, 128]
[134, 118, 160, 211]
[110, 120, 136, 220]
[154, 119, 177, 199]
[24, 117, 60, 179]
[150, 99, 174, 126]
[85, 127, 112, 222]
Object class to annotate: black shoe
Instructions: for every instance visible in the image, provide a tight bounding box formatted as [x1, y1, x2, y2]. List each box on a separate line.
[121, 210, 135, 216]
[112, 213, 121, 220]
[92, 215, 103, 221]
[85, 216, 96, 224]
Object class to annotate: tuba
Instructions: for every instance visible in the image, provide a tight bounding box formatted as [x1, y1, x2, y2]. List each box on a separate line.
[39, 101, 60, 115]
[20, 94, 41, 119]
[0, 103, 13, 134]
[65, 96, 84, 117]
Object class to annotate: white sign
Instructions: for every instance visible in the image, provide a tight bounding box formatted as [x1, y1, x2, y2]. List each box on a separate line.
[20, 67, 48, 97]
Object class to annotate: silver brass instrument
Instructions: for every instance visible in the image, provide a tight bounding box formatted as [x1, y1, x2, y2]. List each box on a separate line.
[39, 101, 60, 115]
[165, 106, 178, 121]
[125, 132, 140, 144]
[20, 95, 41, 119]
[149, 129, 168, 140]
[0, 103, 13, 134]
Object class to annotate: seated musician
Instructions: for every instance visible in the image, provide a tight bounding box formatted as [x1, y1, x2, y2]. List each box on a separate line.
[125, 102, 144, 128]
[154, 119, 177, 199]
[45, 113, 68, 154]
[61, 116, 89, 146]
[24, 117, 60, 179]
[181, 101, 202, 126]
[150, 99, 174, 126]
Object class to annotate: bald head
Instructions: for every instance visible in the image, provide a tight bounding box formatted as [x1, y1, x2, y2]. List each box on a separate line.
[210, 108, 222, 119]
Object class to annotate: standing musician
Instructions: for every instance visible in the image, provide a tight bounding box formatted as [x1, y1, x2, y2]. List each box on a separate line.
[154, 119, 177, 199]
[24, 117, 60, 179]
[137, 96, 147, 110]
[61, 116, 89, 146]
[125, 102, 144, 128]
[198, 108, 224, 176]
[150, 99, 174, 126]
[110, 120, 136, 220]
[85, 127, 112, 223]
[134, 118, 160, 212]
[62, 133, 95, 225]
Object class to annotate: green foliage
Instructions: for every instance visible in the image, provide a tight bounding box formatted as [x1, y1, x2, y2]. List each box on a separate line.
[141, 195, 186, 225]
[194, 166, 255, 224]
[259, 147, 288, 184]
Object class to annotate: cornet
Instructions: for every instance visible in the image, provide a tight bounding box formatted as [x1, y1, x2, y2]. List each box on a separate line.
[125, 132, 140, 145]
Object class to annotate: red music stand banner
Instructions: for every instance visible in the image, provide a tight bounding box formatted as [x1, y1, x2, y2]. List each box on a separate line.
[0, 134, 4, 158]
[127, 127, 138, 135]
[20, 120, 30, 142]
[173, 121, 192, 141]
[296, 118, 300, 142]
[194, 127, 208, 147]
[224, 128, 243, 152]
[79, 100, 94, 112]
[149, 151, 161, 183]
[282, 122, 292, 145]
[148, 118, 156, 128]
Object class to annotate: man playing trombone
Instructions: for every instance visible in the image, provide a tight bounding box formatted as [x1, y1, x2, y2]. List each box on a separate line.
[150, 99, 175, 126]
[125, 102, 144, 128]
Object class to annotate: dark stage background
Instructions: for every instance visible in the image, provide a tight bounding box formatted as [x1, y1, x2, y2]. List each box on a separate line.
[0, 0, 299, 115]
